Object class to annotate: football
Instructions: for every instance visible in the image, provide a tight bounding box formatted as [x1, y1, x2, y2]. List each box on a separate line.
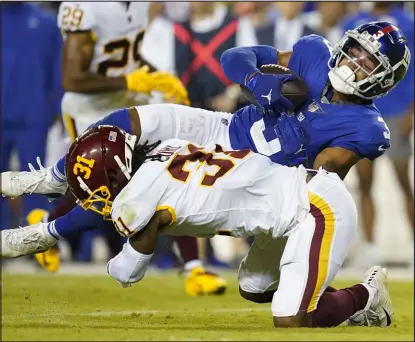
[240, 64, 309, 111]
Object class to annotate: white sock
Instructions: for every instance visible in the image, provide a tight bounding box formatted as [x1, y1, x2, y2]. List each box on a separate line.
[43, 221, 61, 241]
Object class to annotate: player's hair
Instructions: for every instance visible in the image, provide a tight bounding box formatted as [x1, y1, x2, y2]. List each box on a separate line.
[131, 140, 162, 175]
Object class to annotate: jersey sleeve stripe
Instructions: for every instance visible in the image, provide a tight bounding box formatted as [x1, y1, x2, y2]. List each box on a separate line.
[63, 113, 78, 142]
[156, 205, 177, 225]
[299, 192, 336, 313]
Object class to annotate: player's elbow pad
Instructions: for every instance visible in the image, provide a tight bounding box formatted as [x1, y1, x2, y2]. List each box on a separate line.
[107, 241, 153, 285]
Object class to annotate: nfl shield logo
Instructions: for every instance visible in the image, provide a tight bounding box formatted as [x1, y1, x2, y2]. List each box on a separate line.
[108, 131, 117, 142]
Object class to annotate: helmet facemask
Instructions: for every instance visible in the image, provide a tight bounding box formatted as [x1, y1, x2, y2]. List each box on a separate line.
[328, 29, 408, 100]
[74, 131, 137, 220]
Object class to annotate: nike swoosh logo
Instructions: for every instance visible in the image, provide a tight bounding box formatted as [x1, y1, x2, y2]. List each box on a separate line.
[383, 308, 392, 326]
[378, 145, 388, 151]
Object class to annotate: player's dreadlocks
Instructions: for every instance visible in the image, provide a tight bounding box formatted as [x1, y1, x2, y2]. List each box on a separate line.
[131, 139, 162, 175]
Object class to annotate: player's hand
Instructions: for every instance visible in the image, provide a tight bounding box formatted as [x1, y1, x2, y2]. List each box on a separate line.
[274, 113, 306, 163]
[149, 72, 190, 106]
[125, 65, 154, 95]
[246, 72, 296, 112]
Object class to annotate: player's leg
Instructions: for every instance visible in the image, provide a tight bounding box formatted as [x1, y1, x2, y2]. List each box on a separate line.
[238, 234, 338, 305]
[271, 178, 392, 328]
[1, 204, 104, 258]
[136, 104, 232, 147]
[271, 211, 359, 328]
[238, 234, 286, 303]
[355, 158, 380, 268]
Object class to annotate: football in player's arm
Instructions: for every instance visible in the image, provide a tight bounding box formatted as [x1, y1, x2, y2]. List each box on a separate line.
[221, 45, 377, 179]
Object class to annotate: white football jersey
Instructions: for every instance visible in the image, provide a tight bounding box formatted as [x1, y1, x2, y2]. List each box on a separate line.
[58, 2, 150, 119]
[111, 139, 310, 239]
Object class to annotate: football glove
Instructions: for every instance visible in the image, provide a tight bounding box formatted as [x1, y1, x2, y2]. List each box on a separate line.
[125, 65, 154, 94]
[274, 113, 307, 164]
[246, 72, 296, 113]
[149, 72, 190, 106]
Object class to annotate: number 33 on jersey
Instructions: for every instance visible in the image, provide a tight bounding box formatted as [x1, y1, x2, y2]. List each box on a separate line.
[58, 2, 150, 77]
[111, 139, 308, 239]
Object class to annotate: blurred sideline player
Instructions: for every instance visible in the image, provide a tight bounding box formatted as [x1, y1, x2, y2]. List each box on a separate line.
[29, 2, 188, 273]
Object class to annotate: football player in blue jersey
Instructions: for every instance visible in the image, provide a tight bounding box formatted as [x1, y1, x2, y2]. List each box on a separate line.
[221, 20, 411, 179]
[0, 21, 411, 326]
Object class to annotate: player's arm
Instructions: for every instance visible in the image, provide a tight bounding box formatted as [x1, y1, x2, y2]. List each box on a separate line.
[107, 200, 173, 287]
[62, 32, 128, 93]
[220, 46, 292, 86]
[313, 147, 362, 180]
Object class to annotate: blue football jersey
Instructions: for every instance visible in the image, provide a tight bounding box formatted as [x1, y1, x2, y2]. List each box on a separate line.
[228, 35, 391, 167]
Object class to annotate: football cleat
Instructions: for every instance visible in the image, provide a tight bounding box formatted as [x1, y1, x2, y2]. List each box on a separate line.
[184, 267, 227, 296]
[1, 157, 67, 198]
[346, 266, 393, 327]
[1, 222, 57, 258]
[27, 209, 60, 273]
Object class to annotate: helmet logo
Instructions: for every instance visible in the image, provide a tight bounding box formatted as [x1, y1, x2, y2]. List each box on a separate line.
[373, 30, 384, 40]
[373, 25, 398, 40]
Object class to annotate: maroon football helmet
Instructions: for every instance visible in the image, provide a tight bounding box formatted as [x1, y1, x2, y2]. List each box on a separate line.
[65, 125, 137, 218]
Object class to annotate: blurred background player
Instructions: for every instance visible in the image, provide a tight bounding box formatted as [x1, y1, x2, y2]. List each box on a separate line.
[30, 1, 189, 271]
[303, 1, 346, 44]
[142, 2, 257, 111]
[342, 1, 414, 269]
[1, 3, 62, 239]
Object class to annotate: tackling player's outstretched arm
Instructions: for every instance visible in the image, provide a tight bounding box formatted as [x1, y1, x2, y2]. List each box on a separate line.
[62, 32, 128, 93]
[107, 209, 172, 287]
[313, 147, 361, 180]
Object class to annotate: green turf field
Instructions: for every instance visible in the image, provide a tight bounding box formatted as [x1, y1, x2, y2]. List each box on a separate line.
[2, 273, 414, 341]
